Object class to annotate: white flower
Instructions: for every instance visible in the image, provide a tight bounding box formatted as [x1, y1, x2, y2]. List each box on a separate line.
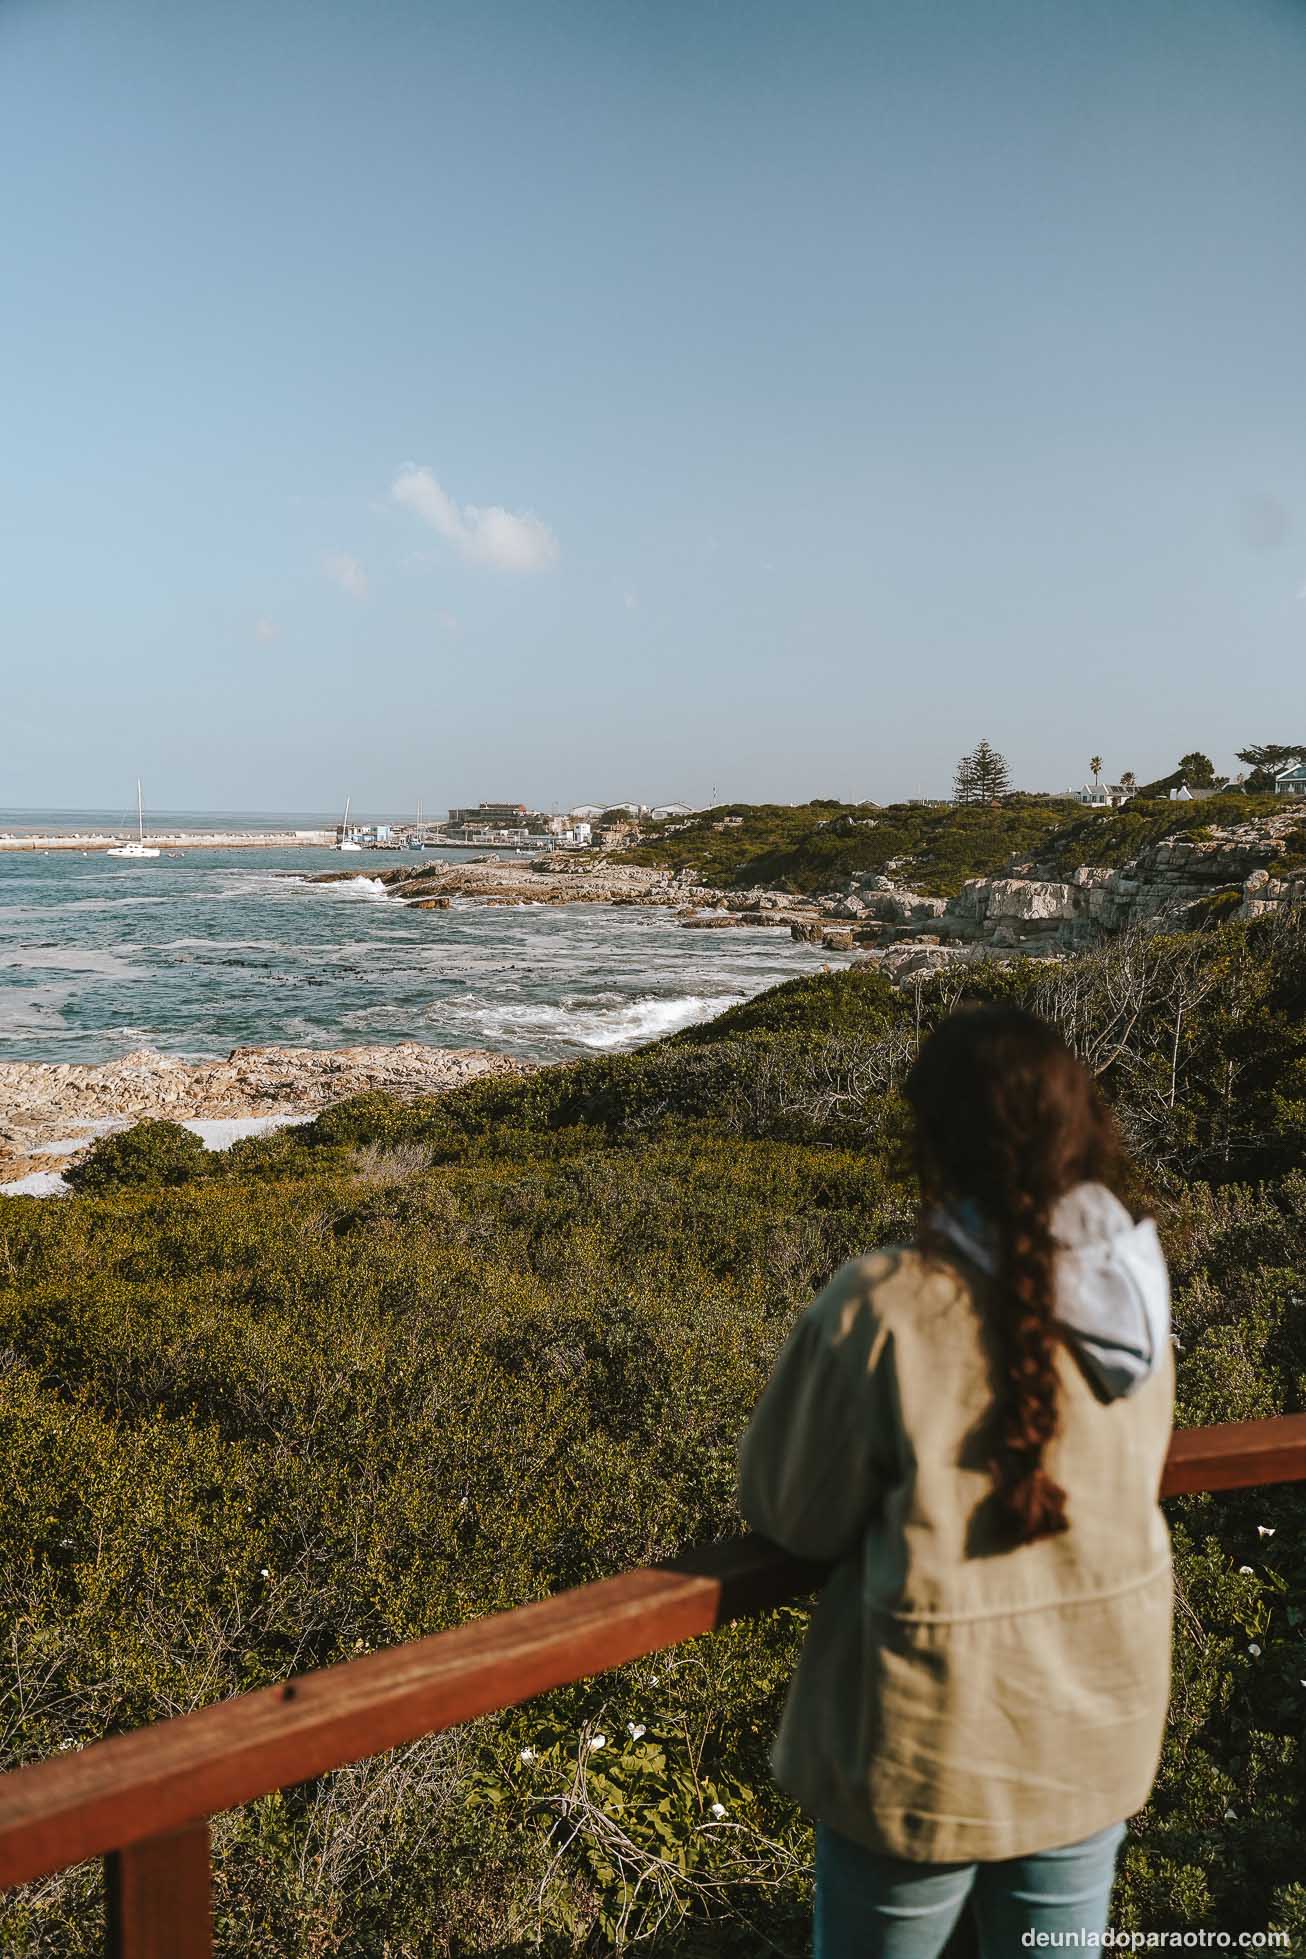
[1258, 1525, 1276, 1538]
[627, 1722, 646, 1740]
[260, 1567, 271, 1579]
[588, 1734, 607, 1750]
[1224, 1807, 1237, 1821]
[518, 1747, 535, 1764]
[1239, 1565, 1254, 1576]
[710, 1801, 726, 1818]
[1248, 1643, 1262, 1657]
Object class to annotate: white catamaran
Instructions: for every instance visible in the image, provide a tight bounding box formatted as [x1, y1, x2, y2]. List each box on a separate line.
[336, 796, 363, 851]
[107, 781, 161, 859]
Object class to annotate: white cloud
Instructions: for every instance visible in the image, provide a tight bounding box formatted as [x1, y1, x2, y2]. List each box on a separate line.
[323, 552, 368, 599]
[254, 617, 280, 642]
[391, 464, 559, 573]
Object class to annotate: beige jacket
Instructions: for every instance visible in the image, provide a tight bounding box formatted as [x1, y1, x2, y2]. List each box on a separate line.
[738, 1244, 1174, 1864]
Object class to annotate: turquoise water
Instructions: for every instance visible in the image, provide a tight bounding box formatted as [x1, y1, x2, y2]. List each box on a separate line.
[0, 846, 833, 1065]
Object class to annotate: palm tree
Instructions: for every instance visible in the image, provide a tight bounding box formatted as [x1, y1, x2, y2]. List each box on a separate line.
[1090, 755, 1103, 787]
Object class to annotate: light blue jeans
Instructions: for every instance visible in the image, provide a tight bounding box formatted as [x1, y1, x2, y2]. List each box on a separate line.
[814, 1820, 1127, 1958]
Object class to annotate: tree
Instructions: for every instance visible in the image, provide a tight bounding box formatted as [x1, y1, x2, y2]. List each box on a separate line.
[1236, 744, 1306, 771]
[1119, 770, 1137, 797]
[969, 739, 1011, 803]
[1090, 755, 1103, 787]
[1236, 743, 1306, 787]
[1177, 751, 1216, 789]
[952, 752, 979, 805]
[954, 741, 1010, 804]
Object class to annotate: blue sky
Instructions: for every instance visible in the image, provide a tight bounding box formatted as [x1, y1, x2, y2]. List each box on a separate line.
[2, 0, 1304, 813]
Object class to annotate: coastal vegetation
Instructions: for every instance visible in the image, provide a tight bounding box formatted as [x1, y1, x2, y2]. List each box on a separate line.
[623, 795, 1080, 896]
[2, 911, 1306, 1952]
[623, 789, 1302, 900]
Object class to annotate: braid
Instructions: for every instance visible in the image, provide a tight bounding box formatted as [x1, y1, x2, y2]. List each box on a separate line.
[988, 1165, 1068, 1544]
[906, 1004, 1126, 1551]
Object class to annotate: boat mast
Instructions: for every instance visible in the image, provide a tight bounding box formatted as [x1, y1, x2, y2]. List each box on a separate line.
[137, 779, 145, 844]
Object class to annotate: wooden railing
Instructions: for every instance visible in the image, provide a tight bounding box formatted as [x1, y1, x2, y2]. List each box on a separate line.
[3, 1412, 1306, 1956]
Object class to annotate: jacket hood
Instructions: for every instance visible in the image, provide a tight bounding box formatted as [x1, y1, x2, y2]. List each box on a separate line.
[929, 1182, 1170, 1400]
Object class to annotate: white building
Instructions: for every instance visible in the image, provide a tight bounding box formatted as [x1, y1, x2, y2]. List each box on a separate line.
[1076, 782, 1133, 809]
[1274, 762, 1306, 797]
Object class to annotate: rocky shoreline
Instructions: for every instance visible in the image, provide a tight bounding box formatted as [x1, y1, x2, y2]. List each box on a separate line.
[0, 1043, 527, 1183]
[306, 812, 1305, 999]
[312, 853, 833, 932]
[308, 855, 719, 907]
[790, 809, 1306, 983]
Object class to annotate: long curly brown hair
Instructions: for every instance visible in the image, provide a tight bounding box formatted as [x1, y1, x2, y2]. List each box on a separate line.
[904, 1005, 1122, 1546]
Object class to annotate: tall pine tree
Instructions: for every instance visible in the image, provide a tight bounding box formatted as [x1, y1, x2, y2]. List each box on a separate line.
[969, 739, 1011, 803]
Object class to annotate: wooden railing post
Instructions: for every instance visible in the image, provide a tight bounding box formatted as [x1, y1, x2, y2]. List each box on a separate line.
[106, 1820, 212, 1959]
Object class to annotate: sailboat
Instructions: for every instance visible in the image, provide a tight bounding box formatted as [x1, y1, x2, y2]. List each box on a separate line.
[413, 799, 427, 850]
[108, 781, 161, 859]
[336, 796, 363, 851]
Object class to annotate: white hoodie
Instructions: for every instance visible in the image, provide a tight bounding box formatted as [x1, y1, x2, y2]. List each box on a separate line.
[930, 1181, 1171, 1401]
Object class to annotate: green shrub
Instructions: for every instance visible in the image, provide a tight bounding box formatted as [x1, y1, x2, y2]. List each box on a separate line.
[64, 1119, 210, 1193]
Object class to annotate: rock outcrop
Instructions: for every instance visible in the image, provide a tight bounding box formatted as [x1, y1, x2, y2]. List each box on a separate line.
[310, 858, 699, 908]
[0, 1043, 527, 1178]
[791, 811, 1305, 980]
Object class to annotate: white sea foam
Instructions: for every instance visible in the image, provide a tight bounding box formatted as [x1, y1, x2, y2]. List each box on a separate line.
[442, 990, 745, 1050]
[0, 982, 79, 1036]
[59, 897, 170, 911]
[0, 947, 140, 977]
[157, 938, 289, 954]
[323, 876, 389, 899]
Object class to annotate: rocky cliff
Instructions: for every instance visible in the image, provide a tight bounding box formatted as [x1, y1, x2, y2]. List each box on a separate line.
[791, 810, 1306, 978]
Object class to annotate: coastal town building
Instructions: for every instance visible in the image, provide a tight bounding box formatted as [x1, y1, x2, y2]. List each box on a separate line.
[1274, 762, 1306, 796]
[1076, 782, 1134, 809]
[447, 803, 532, 827]
[545, 815, 593, 845]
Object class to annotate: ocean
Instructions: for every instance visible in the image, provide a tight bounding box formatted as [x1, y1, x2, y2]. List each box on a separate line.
[0, 839, 834, 1067]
